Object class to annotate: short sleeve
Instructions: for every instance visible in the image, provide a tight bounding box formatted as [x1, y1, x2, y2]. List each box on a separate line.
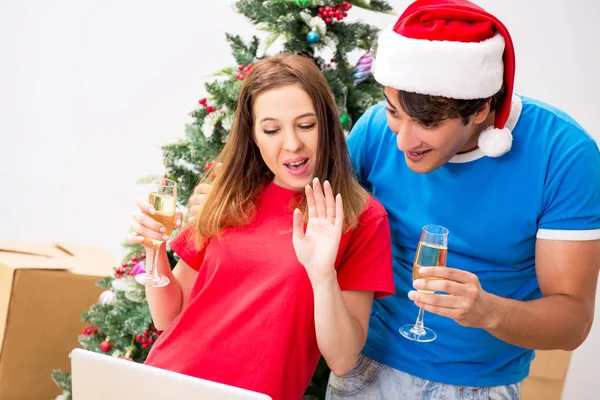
[336, 198, 395, 299]
[538, 141, 600, 240]
[169, 226, 207, 271]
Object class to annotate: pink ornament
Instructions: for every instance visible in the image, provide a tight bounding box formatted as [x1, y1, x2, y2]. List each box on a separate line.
[98, 290, 117, 305]
[131, 262, 146, 276]
[353, 50, 374, 85]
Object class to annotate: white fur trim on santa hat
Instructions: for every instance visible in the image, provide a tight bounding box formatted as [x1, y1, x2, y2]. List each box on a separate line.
[374, 26, 505, 99]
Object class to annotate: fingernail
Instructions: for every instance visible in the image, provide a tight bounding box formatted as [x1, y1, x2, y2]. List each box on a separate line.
[135, 236, 144, 242]
[413, 279, 424, 289]
[419, 267, 427, 275]
[176, 219, 182, 227]
[159, 226, 166, 233]
[408, 291, 417, 300]
[149, 207, 156, 215]
[162, 235, 169, 241]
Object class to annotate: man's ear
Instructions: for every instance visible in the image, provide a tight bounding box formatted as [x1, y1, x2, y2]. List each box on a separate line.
[472, 100, 492, 125]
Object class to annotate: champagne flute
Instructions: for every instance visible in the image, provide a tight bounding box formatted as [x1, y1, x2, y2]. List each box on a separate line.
[135, 178, 177, 287]
[399, 224, 448, 342]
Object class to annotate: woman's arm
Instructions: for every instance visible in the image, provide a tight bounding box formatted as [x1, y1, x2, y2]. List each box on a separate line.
[126, 198, 199, 331]
[144, 246, 199, 330]
[293, 178, 390, 375]
[313, 280, 374, 376]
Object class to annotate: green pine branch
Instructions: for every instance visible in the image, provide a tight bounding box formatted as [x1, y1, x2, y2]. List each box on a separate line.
[346, 0, 394, 13]
[225, 34, 260, 66]
[328, 21, 380, 54]
[51, 370, 72, 399]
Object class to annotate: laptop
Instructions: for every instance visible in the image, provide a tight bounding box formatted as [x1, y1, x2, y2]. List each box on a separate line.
[70, 348, 272, 400]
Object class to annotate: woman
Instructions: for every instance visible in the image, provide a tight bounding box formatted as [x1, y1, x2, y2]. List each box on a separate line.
[127, 53, 394, 400]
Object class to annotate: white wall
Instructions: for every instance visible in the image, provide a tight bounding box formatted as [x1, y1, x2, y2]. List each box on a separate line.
[0, 0, 598, 398]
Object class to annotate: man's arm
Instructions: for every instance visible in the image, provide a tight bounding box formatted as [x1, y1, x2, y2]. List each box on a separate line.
[483, 239, 599, 350]
[412, 239, 599, 350]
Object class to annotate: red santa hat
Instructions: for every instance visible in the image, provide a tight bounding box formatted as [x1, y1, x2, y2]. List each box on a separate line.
[374, 0, 516, 157]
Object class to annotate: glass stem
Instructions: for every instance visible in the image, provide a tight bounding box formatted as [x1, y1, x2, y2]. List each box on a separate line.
[150, 241, 161, 279]
[411, 307, 426, 335]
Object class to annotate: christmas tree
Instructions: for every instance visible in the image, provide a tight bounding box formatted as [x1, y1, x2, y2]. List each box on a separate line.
[52, 1, 393, 399]
[163, 0, 392, 204]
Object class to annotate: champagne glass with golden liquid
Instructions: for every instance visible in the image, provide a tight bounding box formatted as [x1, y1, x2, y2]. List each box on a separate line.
[134, 178, 177, 287]
[399, 225, 448, 342]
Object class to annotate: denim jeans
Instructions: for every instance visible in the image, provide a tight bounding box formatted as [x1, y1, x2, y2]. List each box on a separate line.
[325, 354, 521, 400]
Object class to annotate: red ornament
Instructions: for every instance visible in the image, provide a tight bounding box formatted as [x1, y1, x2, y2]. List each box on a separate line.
[142, 343, 149, 349]
[206, 106, 215, 113]
[235, 64, 253, 81]
[99, 341, 111, 353]
[318, 3, 350, 23]
[131, 256, 137, 263]
[121, 262, 127, 268]
[140, 253, 146, 260]
[204, 161, 215, 171]
[199, 98, 207, 105]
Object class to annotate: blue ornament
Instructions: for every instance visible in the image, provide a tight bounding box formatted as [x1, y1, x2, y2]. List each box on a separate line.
[307, 31, 320, 44]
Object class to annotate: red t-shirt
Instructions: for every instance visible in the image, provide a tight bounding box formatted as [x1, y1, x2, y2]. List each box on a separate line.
[144, 182, 394, 400]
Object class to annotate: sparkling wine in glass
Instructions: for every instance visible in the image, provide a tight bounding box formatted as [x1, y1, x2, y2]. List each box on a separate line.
[135, 178, 177, 288]
[399, 224, 448, 342]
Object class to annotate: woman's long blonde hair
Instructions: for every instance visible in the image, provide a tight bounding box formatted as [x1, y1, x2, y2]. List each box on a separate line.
[195, 53, 368, 244]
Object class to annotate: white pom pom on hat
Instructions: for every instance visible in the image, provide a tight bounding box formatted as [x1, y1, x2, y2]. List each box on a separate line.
[478, 126, 512, 157]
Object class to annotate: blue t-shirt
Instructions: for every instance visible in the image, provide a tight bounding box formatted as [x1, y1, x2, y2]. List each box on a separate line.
[348, 95, 600, 386]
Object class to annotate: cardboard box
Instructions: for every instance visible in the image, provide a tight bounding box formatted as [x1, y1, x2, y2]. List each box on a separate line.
[523, 350, 572, 400]
[0, 241, 116, 400]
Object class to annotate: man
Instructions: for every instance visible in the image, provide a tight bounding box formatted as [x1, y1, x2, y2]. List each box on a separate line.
[324, 0, 600, 398]
[188, 1, 600, 398]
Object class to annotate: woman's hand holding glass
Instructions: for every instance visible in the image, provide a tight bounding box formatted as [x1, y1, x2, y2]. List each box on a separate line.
[126, 179, 183, 287]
